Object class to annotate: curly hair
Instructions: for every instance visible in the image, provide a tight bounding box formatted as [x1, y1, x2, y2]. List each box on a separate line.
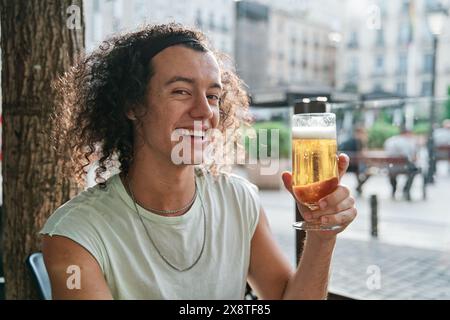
[53, 23, 251, 188]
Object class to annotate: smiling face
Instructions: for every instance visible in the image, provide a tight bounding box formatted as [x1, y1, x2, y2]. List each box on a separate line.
[130, 45, 222, 165]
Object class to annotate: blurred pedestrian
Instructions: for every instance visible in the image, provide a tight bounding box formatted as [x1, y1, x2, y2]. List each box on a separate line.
[339, 125, 368, 193]
[434, 119, 450, 147]
[384, 128, 419, 200]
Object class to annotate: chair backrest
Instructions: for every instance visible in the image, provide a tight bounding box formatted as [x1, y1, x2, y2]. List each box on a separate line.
[26, 252, 52, 300]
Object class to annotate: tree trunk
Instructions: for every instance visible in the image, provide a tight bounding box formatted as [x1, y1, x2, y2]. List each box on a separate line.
[1, 0, 84, 299]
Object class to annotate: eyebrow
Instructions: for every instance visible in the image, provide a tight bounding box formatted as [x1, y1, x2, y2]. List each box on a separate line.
[164, 76, 223, 90]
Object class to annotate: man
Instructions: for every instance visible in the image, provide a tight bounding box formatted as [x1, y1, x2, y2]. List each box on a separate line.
[339, 125, 368, 194]
[384, 129, 419, 200]
[433, 119, 450, 147]
[41, 24, 357, 299]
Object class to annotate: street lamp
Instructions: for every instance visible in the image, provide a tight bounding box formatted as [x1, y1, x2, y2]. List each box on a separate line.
[426, 5, 448, 184]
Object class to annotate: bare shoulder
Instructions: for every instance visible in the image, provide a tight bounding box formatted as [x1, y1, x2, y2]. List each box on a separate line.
[42, 235, 113, 300]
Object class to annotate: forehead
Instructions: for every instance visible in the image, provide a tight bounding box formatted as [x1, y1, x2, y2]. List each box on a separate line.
[150, 45, 221, 84]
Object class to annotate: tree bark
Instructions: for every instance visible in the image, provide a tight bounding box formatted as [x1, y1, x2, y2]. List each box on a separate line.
[1, 0, 84, 299]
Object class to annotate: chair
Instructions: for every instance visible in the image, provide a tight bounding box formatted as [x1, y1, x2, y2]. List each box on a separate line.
[26, 252, 52, 300]
[244, 282, 258, 300]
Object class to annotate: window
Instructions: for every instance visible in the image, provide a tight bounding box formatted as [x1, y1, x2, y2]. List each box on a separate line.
[343, 82, 358, 93]
[396, 81, 406, 95]
[402, 0, 410, 11]
[398, 54, 408, 74]
[425, 0, 441, 11]
[375, 29, 384, 47]
[374, 56, 384, 74]
[376, 56, 384, 69]
[290, 37, 296, 67]
[222, 16, 229, 32]
[303, 38, 308, 47]
[347, 31, 358, 48]
[348, 58, 359, 78]
[378, 0, 387, 17]
[399, 22, 411, 44]
[93, 0, 100, 12]
[421, 80, 433, 96]
[373, 83, 383, 92]
[423, 53, 434, 73]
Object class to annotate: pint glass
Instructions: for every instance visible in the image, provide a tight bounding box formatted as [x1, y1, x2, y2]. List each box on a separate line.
[292, 113, 339, 231]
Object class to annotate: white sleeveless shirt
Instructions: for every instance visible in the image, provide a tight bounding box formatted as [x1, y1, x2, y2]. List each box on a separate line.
[40, 169, 260, 300]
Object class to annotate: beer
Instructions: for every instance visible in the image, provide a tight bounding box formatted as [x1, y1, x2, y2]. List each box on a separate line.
[292, 126, 339, 210]
[291, 113, 339, 231]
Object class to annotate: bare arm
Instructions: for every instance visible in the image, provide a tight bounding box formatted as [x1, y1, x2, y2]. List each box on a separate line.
[247, 209, 336, 300]
[282, 234, 335, 299]
[42, 235, 113, 300]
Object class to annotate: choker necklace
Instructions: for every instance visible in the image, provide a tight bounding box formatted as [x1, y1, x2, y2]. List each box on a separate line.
[134, 183, 197, 215]
[126, 175, 206, 272]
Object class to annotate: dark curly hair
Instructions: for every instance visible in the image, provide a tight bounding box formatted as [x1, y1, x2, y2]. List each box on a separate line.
[53, 23, 251, 188]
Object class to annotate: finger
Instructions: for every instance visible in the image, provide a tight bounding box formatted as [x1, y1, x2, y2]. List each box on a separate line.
[338, 153, 350, 180]
[312, 196, 355, 219]
[281, 171, 293, 195]
[317, 185, 350, 210]
[320, 207, 357, 227]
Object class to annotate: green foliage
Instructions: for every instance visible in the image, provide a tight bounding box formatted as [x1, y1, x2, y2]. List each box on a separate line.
[367, 121, 400, 149]
[378, 109, 393, 124]
[244, 121, 291, 159]
[413, 122, 430, 135]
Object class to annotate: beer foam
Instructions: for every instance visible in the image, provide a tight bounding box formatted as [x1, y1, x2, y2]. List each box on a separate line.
[292, 127, 336, 139]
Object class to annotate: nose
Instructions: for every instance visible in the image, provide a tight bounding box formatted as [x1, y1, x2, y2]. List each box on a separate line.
[190, 93, 214, 120]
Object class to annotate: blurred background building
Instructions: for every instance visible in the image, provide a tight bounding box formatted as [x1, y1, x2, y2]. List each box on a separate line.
[84, 0, 236, 57]
[84, 0, 450, 99]
[235, 1, 338, 93]
[84, 0, 343, 98]
[337, 0, 450, 98]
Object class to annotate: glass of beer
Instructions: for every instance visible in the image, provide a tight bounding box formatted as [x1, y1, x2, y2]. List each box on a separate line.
[292, 113, 340, 231]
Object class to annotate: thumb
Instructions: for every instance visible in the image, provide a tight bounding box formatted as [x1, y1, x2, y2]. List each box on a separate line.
[281, 171, 294, 195]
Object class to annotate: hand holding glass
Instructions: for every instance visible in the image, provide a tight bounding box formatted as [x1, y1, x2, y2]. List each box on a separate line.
[292, 113, 340, 231]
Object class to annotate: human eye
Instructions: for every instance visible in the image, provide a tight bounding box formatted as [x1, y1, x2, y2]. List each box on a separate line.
[207, 94, 220, 101]
[207, 91, 222, 105]
[173, 89, 191, 96]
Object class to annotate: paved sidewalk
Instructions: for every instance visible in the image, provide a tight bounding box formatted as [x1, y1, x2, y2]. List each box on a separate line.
[330, 238, 450, 300]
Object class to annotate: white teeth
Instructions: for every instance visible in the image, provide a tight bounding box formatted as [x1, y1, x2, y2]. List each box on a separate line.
[178, 129, 205, 137]
[177, 129, 191, 136]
